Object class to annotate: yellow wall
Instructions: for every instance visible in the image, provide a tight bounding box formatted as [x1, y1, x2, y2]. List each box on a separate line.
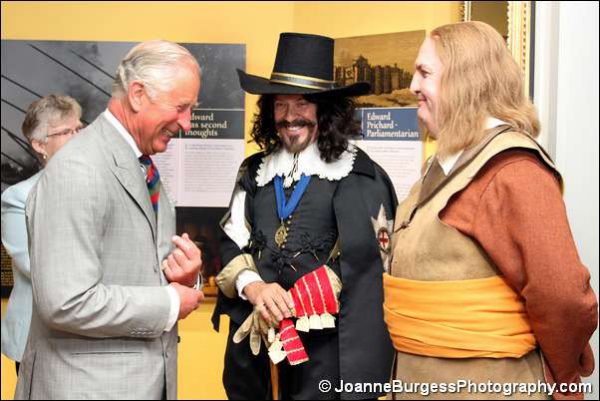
[1, 1, 460, 399]
[293, 1, 461, 37]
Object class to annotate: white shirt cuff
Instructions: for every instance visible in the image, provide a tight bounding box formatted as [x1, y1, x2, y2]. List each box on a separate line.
[236, 270, 263, 300]
[164, 285, 180, 332]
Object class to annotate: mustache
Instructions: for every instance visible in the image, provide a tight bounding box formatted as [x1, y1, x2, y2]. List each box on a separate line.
[275, 118, 317, 130]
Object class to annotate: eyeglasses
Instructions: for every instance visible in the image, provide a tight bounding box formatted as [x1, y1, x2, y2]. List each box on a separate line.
[47, 125, 85, 139]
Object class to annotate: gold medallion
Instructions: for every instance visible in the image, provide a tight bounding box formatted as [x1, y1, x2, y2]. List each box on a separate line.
[275, 223, 288, 248]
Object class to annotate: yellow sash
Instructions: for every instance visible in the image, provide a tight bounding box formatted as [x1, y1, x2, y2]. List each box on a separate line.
[383, 273, 537, 358]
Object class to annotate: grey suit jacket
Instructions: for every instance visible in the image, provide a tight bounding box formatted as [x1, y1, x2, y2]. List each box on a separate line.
[15, 114, 178, 400]
[1, 171, 42, 362]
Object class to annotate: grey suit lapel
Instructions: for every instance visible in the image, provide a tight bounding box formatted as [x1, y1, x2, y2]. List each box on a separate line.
[95, 114, 158, 239]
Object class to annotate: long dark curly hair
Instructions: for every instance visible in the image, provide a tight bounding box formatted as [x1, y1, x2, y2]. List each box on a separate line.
[249, 94, 362, 162]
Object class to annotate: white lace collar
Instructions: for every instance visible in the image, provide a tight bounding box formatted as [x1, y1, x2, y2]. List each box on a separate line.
[256, 141, 357, 187]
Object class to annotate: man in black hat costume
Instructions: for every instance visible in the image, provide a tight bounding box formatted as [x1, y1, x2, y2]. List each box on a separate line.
[212, 32, 396, 400]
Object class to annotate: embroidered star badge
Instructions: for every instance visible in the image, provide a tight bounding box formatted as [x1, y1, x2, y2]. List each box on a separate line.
[371, 204, 394, 272]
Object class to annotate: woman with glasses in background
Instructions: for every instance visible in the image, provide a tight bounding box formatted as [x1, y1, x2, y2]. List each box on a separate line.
[1, 94, 84, 375]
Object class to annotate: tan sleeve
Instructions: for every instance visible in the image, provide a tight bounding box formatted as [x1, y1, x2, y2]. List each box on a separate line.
[215, 253, 258, 298]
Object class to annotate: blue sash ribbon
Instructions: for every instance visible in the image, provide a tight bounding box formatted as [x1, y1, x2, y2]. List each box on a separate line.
[274, 174, 311, 220]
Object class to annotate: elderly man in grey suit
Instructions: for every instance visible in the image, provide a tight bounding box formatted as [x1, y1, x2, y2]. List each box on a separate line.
[15, 40, 205, 400]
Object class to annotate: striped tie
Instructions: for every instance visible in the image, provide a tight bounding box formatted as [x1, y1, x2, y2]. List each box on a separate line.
[139, 155, 160, 212]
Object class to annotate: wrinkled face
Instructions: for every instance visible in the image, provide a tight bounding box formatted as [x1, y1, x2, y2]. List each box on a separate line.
[136, 65, 200, 155]
[273, 94, 318, 154]
[410, 37, 443, 138]
[33, 114, 84, 161]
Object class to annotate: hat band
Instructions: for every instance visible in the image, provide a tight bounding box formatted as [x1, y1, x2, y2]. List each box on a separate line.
[270, 72, 337, 91]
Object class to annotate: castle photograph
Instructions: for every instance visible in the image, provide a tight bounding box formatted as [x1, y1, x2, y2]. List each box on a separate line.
[334, 30, 425, 108]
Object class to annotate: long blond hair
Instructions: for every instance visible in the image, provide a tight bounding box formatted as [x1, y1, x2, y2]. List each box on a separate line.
[431, 21, 539, 157]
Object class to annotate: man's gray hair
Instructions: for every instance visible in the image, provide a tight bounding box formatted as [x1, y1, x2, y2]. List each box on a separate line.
[22, 94, 82, 143]
[112, 40, 201, 99]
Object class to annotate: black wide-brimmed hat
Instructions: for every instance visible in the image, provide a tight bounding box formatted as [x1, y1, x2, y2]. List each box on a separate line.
[237, 32, 370, 97]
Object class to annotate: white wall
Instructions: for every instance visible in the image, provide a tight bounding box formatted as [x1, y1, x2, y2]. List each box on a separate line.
[535, 1, 599, 398]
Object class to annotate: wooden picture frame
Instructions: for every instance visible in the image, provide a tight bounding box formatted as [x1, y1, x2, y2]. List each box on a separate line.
[462, 1, 534, 97]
